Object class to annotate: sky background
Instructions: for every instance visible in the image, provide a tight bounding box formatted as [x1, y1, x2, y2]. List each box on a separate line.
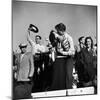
[12, 1, 97, 52]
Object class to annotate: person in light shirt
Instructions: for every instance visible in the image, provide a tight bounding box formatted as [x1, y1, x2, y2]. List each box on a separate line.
[13, 43, 34, 99]
[27, 26, 46, 92]
[27, 32, 45, 55]
[27, 28, 46, 71]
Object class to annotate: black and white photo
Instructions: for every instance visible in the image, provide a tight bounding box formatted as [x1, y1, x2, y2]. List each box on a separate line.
[12, 0, 97, 99]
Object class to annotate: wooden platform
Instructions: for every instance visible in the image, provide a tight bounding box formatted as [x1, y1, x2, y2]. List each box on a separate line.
[32, 87, 95, 98]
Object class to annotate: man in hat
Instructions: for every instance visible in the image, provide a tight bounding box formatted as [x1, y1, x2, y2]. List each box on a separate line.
[27, 26, 46, 91]
[13, 43, 34, 99]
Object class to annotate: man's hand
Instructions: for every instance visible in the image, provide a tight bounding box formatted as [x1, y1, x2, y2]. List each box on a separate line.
[28, 76, 33, 81]
[57, 48, 63, 54]
[57, 48, 69, 56]
[37, 68, 41, 75]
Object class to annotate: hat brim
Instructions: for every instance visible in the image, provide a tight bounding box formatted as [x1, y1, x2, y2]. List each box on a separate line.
[19, 45, 27, 48]
[29, 24, 39, 33]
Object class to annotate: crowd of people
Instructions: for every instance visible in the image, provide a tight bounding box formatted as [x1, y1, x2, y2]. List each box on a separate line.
[13, 23, 97, 99]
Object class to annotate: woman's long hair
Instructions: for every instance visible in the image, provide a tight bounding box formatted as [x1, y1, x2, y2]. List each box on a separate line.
[85, 36, 93, 49]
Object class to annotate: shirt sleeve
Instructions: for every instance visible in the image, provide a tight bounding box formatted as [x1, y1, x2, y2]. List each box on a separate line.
[27, 33, 36, 54]
[28, 53, 34, 77]
[27, 33, 35, 47]
[41, 45, 46, 52]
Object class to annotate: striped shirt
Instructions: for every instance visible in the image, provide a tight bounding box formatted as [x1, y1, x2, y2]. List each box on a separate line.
[56, 32, 75, 56]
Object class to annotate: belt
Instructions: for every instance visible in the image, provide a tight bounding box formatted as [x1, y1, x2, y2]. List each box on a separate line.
[17, 81, 32, 84]
[56, 56, 67, 58]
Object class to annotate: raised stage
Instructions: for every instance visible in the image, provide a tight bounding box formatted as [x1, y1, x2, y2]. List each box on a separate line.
[32, 87, 95, 98]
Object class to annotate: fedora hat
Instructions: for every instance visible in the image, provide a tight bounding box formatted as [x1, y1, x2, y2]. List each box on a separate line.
[29, 24, 39, 33]
[19, 43, 27, 48]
